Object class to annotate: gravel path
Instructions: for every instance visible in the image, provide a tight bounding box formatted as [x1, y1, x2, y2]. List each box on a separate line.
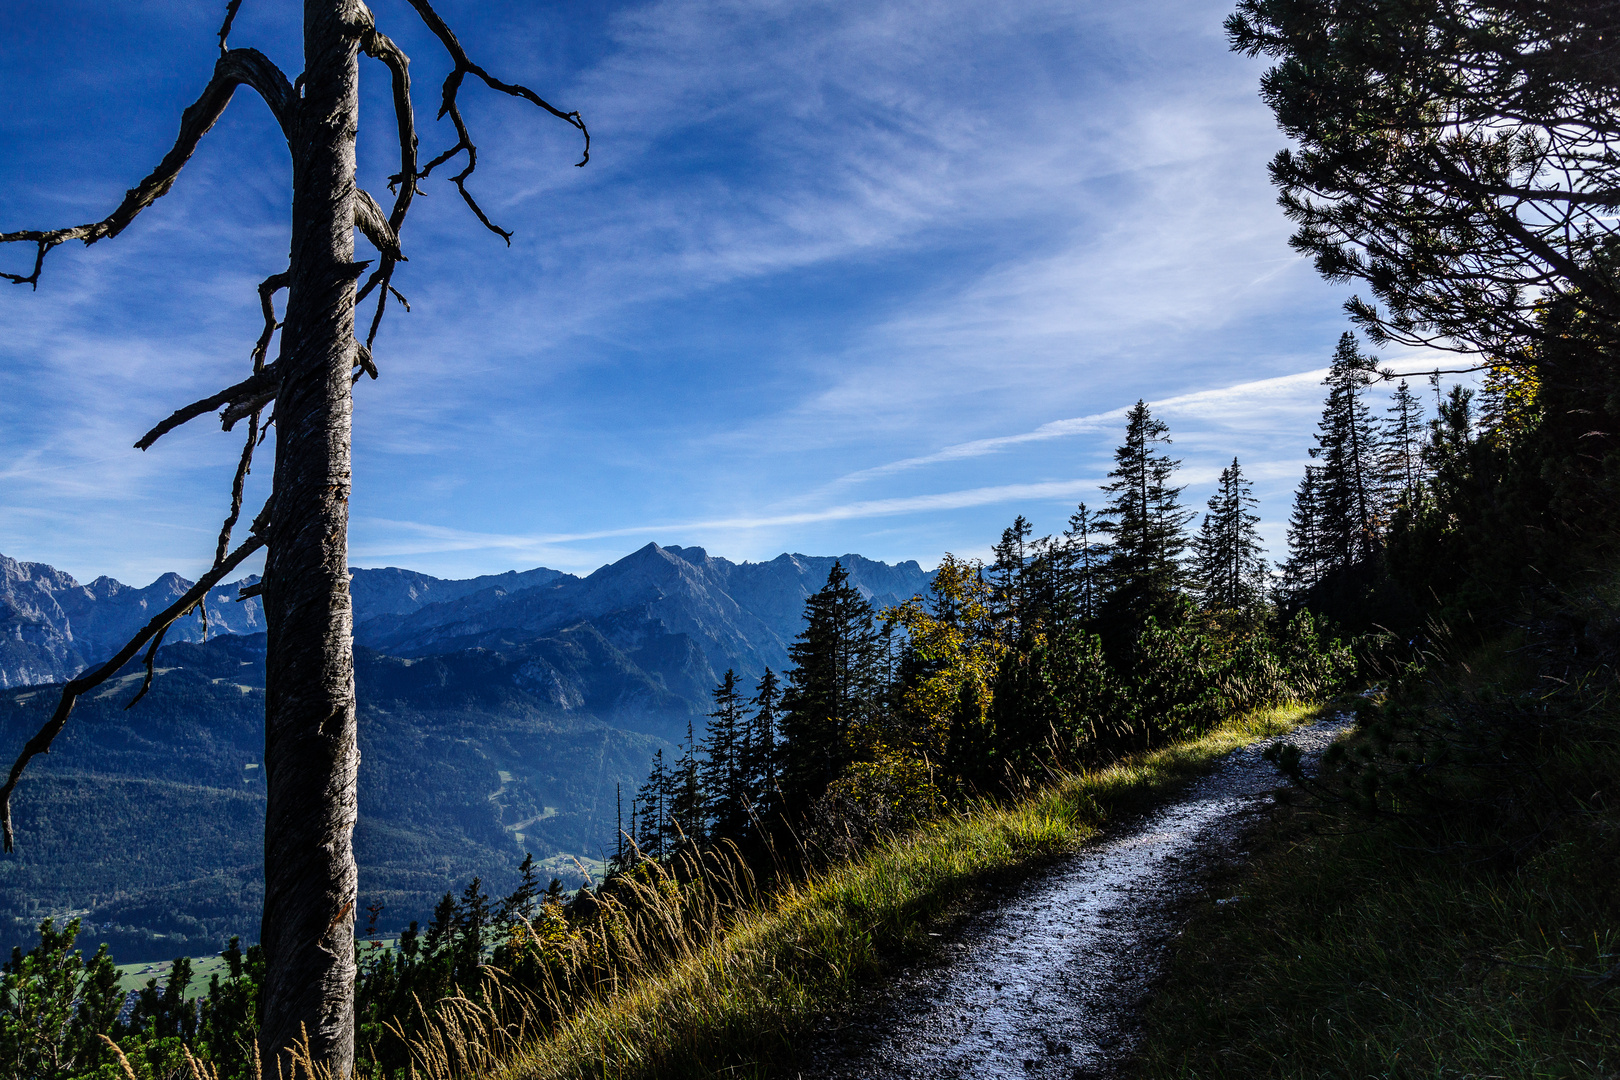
[794, 715, 1352, 1080]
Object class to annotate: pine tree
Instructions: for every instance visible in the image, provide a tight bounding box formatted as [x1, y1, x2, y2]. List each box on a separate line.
[743, 668, 781, 825]
[1311, 333, 1386, 570]
[1098, 400, 1192, 621]
[633, 749, 670, 861]
[1192, 457, 1267, 610]
[779, 563, 886, 814]
[1281, 466, 1327, 597]
[1062, 503, 1107, 622]
[670, 721, 704, 846]
[701, 670, 748, 842]
[991, 515, 1035, 638]
[1383, 378, 1427, 513]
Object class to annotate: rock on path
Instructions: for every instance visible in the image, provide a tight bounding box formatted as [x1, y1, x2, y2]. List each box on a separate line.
[795, 715, 1352, 1080]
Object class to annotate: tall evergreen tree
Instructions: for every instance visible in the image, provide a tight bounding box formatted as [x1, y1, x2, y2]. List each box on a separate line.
[1383, 378, 1427, 513]
[743, 668, 782, 825]
[1062, 503, 1107, 622]
[991, 515, 1035, 638]
[779, 563, 886, 814]
[1192, 457, 1267, 610]
[1311, 333, 1387, 571]
[1281, 466, 1327, 597]
[633, 749, 671, 861]
[670, 721, 704, 846]
[1098, 401, 1192, 621]
[702, 671, 748, 842]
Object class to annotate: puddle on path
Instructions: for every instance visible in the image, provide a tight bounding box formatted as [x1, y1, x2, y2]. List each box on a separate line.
[796, 717, 1351, 1080]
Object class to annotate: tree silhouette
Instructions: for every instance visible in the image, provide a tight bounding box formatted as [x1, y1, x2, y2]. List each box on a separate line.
[0, 3, 587, 1073]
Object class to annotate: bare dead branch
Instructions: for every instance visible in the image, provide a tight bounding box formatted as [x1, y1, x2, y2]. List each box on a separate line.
[401, 0, 588, 244]
[354, 188, 404, 261]
[135, 363, 279, 450]
[254, 271, 290, 372]
[125, 625, 171, 712]
[1, 50, 294, 288]
[216, 410, 260, 564]
[219, 0, 245, 53]
[222, 390, 279, 431]
[0, 517, 268, 851]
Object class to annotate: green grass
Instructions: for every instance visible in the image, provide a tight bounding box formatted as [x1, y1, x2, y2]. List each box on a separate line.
[115, 953, 232, 999]
[1136, 686, 1620, 1078]
[484, 702, 1329, 1080]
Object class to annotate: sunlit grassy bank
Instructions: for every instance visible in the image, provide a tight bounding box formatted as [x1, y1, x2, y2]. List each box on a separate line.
[480, 702, 1327, 1080]
[1137, 656, 1620, 1078]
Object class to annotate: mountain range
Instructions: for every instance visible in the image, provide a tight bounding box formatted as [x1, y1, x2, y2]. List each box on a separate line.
[2, 544, 931, 704]
[0, 544, 933, 961]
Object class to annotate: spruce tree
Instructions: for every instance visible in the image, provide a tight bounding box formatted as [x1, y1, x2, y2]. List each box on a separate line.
[744, 668, 782, 825]
[633, 749, 670, 861]
[1192, 457, 1267, 610]
[671, 721, 705, 846]
[702, 671, 748, 842]
[1311, 333, 1387, 570]
[991, 515, 1035, 638]
[1383, 378, 1427, 514]
[1063, 503, 1107, 622]
[1098, 401, 1192, 622]
[1281, 466, 1327, 598]
[779, 563, 886, 814]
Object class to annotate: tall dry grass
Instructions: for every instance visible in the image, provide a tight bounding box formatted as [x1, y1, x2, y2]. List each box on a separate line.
[359, 702, 1326, 1080]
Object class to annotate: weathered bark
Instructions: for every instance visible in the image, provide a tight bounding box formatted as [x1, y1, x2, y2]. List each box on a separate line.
[259, 1, 364, 1073]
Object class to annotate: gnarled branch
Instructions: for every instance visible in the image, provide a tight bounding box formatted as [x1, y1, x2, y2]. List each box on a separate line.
[354, 188, 404, 262]
[1, 50, 295, 288]
[403, 0, 588, 244]
[135, 363, 280, 450]
[0, 514, 268, 852]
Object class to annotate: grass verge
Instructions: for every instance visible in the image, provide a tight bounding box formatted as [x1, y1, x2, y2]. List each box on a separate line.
[488, 701, 1328, 1080]
[1136, 676, 1620, 1077]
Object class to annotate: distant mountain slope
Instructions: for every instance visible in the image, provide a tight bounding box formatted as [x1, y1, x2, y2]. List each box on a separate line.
[0, 632, 672, 962]
[0, 553, 265, 688]
[0, 544, 934, 961]
[1, 546, 935, 704]
[356, 544, 934, 696]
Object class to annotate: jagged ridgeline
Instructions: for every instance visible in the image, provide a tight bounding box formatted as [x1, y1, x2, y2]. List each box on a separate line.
[0, 545, 932, 961]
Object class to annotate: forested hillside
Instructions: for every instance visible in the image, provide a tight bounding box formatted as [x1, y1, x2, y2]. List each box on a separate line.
[0, 546, 932, 964]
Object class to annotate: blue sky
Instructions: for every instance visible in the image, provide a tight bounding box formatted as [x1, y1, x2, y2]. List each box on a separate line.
[0, 0, 1431, 585]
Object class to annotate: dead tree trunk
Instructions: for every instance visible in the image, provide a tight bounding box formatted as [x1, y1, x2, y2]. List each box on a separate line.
[1, 4, 587, 1075]
[259, 3, 362, 1071]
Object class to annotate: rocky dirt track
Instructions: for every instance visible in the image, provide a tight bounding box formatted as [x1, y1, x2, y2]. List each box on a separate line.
[795, 715, 1352, 1079]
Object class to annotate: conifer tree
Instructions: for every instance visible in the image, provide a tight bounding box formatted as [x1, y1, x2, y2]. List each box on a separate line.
[991, 515, 1035, 638]
[701, 671, 748, 842]
[1311, 333, 1387, 570]
[1062, 503, 1107, 622]
[1281, 466, 1327, 597]
[633, 749, 670, 861]
[1193, 457, 1267, 610]
[671, 721, 705, 845]
[1383, 378, 1427, 513]
[744, 668, 782, 823]
[779, 563, 886, 814]
[1098, 401, 1192, 620]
